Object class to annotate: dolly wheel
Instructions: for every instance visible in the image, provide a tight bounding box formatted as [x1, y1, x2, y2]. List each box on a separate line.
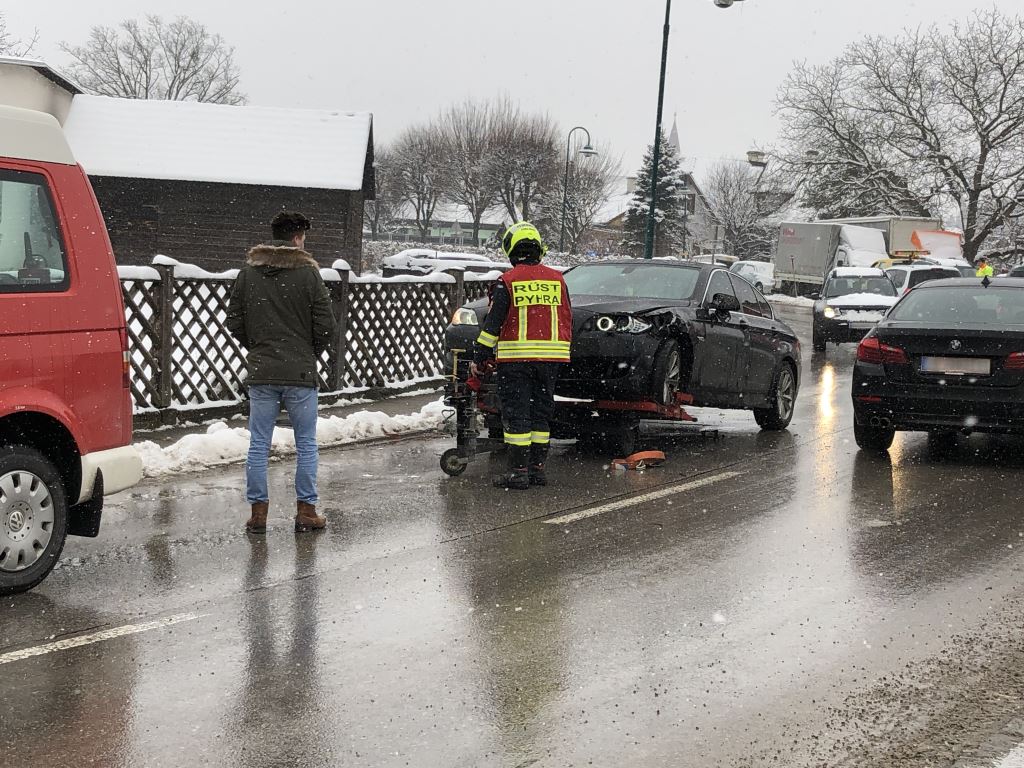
[440, 449, 469, 476]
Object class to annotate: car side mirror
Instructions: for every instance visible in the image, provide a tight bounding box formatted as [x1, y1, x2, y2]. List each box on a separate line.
[708, 293, 741, 316]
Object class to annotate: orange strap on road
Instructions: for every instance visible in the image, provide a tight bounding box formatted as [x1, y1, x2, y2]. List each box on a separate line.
[611, 450, 667, 471]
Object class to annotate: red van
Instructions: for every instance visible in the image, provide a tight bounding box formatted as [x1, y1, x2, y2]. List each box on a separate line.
[0, 105, 142, 595]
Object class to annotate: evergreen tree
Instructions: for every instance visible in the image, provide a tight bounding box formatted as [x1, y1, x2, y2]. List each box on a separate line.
[623, 134, 689, 257]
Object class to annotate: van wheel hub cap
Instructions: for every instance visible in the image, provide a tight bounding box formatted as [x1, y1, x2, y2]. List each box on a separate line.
[0, 471, 54, 572]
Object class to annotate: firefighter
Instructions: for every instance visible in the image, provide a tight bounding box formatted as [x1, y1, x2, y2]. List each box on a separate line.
[473, 222, 572, 490]
[976, 257, 994, 278]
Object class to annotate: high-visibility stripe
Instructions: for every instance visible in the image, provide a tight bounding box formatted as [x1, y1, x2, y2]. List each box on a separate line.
[550, 305, 558, 342]
[504, 432, 532, 447]
[531, 431, 550, 444]
[518, 306, 528, 342]
[498, 353, 571, 362]
[476, 330, 498, 348]
[497, 340, 572, 352]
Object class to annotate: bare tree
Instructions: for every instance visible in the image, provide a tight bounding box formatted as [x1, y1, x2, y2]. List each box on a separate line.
[0, 13, 37, 56]
[703, 160, 793, 258]
[484, 106, 560, 222]
[778, 8, 1024, 260]
[363, 146, 404, 239]
[535, 146, 621, 254]
[392, 124, 446, 239]
[436, 99, 503, 243]
[60, 15, 245, 104]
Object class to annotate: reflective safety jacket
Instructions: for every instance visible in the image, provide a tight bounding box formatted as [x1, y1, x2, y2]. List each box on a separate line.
[977, 264, 994, 278]
[475, 263, 572, 363]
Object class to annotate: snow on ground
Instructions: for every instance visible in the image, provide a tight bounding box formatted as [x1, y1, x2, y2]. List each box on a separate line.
[135, 399, 447, 477]
[991, 744, 1024, 768]
[766, 294, 816, 308]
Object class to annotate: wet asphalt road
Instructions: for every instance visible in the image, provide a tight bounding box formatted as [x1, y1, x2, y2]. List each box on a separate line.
[3, 306, 1024, 768]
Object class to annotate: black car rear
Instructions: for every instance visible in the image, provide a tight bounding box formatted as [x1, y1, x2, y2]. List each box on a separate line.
[852, 278, 1024, 450]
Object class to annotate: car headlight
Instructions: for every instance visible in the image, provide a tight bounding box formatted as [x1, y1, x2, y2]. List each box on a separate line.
[595, 315, 652, 334]
[450, 308, 478, 326]
[823, 306, 838, 319]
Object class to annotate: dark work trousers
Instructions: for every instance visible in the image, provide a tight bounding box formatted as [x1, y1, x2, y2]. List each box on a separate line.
[496, 362, 562, 455]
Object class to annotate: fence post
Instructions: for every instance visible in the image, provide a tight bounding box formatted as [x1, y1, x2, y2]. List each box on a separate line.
[329, 262, 351, 392]
[153, 260, 175, 410]
[448, 268, 466, 315]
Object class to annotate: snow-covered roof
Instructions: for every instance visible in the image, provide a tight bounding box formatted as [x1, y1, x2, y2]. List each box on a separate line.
[396, 201, 509, 228]
[830, 266, 886, 278]
[0, 56, 82, 94]
[63, 95, 373, 191]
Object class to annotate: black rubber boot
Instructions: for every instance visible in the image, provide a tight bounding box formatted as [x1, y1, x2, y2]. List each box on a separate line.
[494, 445, 530, 490]
[529, 443, 549, 486]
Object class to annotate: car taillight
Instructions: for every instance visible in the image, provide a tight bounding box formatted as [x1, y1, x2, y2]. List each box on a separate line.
[119, 327, 130, 388]
[857, 337, 908, 365]
[1006, 352, 1024, 371]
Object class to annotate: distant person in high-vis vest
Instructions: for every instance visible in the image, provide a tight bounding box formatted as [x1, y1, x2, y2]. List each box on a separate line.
[473, 222, 572, 490]
[976, 257, 994, 278]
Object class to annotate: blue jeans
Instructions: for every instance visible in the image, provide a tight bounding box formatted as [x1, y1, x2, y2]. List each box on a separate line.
[246, 385, 319, 505]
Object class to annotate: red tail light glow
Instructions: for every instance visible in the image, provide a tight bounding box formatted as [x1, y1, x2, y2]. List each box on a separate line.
[119, 327, 131, 388]
[857, 337, 908, 365]
[1005, 352, 1024, 371]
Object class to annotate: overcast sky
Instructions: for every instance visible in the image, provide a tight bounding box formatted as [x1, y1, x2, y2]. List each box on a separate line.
[10, 0, 1022, 180]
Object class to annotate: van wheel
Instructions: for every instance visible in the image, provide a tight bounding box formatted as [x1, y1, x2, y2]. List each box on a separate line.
[754, 363, 797, 431]
[0, 447, 69, 596]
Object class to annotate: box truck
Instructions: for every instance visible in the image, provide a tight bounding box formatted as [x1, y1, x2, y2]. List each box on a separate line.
[773, 222, 888, 292]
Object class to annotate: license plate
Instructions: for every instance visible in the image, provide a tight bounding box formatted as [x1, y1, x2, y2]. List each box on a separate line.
[920, 356, 991, 375]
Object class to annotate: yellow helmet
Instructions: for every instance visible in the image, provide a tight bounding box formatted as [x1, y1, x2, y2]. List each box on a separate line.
[501, 221, 548, 263]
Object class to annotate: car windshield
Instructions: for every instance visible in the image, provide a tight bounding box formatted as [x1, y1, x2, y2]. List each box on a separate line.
[888, 286, 1024, 324]
[563, 264, 701, 301]
[824, 276, 897, 298]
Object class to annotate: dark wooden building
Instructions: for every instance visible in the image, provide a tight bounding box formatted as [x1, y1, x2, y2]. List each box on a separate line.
[62, 95, 375, 272]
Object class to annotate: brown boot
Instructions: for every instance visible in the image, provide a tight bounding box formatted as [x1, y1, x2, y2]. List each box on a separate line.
[246, 502, 269, 534]
[295, 501, 326, 532]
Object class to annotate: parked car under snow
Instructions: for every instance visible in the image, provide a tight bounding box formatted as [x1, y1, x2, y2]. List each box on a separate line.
[381, 249, 509, 277]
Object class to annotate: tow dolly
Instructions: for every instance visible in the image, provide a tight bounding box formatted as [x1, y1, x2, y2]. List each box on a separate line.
[440, 351, 717, 477]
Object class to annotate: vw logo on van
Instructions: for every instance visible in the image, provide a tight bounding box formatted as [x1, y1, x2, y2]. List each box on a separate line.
[950, 340, 963, 351]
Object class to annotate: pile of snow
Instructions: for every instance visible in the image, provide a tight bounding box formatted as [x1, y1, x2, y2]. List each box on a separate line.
[135, 399, 447, 477]
[766, 294, 816, 308]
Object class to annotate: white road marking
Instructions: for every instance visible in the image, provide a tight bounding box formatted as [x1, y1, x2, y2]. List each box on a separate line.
[0, 612, 203, 665]
[543, 471, 741, 526]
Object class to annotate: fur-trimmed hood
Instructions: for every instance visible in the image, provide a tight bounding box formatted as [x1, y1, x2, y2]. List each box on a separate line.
[246, 243, 319, 270]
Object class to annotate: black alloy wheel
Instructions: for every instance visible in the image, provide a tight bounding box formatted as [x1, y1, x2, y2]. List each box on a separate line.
[754, 363, 797, 431]
[652, 340, 682, 406]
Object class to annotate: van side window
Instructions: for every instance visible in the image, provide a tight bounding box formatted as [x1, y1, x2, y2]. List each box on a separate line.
[0, 169, 69, 294]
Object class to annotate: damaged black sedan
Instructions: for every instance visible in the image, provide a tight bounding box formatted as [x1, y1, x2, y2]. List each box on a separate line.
[446, 260, 802, 430]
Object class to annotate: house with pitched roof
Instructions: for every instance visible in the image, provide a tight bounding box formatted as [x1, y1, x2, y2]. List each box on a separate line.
[0, 57, 376, 271]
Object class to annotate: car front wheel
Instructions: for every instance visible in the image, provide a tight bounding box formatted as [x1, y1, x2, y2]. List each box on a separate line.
[652, 340, 682, 406]
[754, 363, 797, 431]
[0, 446, 69, 596]
[854, 421, 895, 452]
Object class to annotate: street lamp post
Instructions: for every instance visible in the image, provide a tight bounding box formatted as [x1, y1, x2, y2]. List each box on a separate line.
[559, 126, 598, 253]
[643, 0, 748, 259]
